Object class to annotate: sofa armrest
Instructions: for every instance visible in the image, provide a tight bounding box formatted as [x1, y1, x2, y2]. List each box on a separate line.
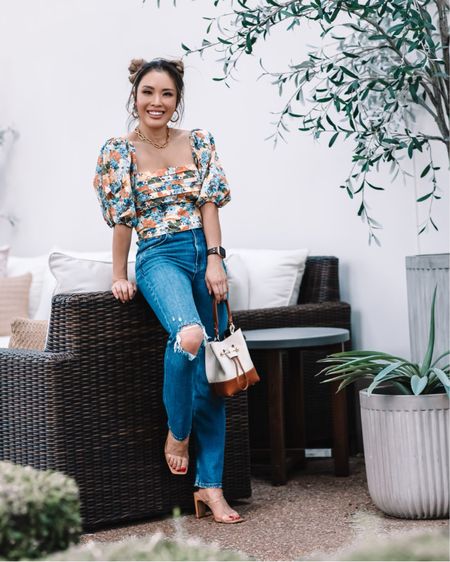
[233, 301, 351, 332]
[0, 349, 75, 469]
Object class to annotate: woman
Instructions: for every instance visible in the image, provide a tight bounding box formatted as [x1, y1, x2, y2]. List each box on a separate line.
[93, 57, 243, 524]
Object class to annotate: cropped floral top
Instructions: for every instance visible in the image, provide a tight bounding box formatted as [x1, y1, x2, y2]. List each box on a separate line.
[93, 128, 231, 240]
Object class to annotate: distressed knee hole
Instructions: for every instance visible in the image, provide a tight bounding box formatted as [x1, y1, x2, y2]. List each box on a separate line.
[179, 324, 204, 355]
[174, 323, 208, 360]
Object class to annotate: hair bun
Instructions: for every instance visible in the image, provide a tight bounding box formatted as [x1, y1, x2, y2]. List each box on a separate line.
[169, 59, 184, 78]
[128, 58, 147, 84]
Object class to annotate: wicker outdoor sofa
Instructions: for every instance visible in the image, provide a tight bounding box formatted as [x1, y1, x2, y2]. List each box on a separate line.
[0, 291, 251, 532]
[0, 255, 352, 531]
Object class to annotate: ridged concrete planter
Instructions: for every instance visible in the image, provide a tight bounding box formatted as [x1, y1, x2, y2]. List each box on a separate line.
[360, 389, 449, 519]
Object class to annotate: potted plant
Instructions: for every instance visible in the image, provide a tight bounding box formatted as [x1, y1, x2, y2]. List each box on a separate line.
[316, 284, 449, 519]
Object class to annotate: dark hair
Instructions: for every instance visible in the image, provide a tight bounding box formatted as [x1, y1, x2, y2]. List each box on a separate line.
[126, 58, 185, 131]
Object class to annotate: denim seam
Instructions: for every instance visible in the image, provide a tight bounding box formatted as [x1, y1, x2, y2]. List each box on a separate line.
[168, 424, 190, 441]
[192, 228, 198, 277]
[140, 233, 168, 250]
[194, 480, 223, 488]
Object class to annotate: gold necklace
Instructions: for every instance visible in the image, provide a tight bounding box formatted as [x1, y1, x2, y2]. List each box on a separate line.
[135, 126, 170, 149]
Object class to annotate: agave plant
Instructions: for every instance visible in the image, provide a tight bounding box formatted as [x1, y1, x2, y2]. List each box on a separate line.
[316, 284, 450, 397]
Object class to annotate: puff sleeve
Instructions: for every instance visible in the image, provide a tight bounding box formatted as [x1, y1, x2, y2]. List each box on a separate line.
[93, 138, 138, 229]
[195, 131, 231, 209]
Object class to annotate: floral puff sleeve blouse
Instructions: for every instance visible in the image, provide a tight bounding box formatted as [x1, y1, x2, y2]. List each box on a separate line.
[93, 129, 231, 240]
[93, 138, 139, 229]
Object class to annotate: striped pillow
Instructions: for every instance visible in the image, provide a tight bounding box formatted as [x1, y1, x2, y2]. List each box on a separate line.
[0, 273, 32, 336]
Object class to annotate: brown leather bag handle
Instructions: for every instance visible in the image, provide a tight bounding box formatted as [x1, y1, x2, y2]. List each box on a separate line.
[212, 297, 235, 340]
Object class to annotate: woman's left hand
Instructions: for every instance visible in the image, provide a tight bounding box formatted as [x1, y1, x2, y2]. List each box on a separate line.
[205, 257, 228, 302]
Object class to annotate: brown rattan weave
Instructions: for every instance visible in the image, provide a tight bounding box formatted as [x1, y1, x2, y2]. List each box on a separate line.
[0, 288, 251, 531]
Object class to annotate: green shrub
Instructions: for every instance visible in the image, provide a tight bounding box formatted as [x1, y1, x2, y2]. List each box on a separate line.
[0, 461, 81, 561]
[337, 528, 449, 561]
[45, 532, 250, 561]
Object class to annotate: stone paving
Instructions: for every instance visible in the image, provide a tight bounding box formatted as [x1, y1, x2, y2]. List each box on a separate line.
[80, 456, 449, 561]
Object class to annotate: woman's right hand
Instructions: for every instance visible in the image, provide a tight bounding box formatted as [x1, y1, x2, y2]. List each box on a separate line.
[112, 278, 137, 303]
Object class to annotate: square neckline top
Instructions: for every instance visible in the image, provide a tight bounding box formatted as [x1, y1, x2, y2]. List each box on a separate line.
[93, 127, 231, 240]
[120, 129, 198, 179]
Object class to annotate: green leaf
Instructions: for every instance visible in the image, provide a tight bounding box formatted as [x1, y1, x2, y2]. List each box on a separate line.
[340, 66, 359, 80]
[366, 376, 396, 396]
[372, 361, 405, 382]
[326, 114, 337, 130]
[411, 374, 428, 395]
[431, 351, 450, 368]
[366, 181, 384, 190]
[420, 163, 431, 178]
[430, 217, 439, 231]
[417, 192, 433, 202]
[387, 23, 405, 35]
[431, 368, 450, 397]
[421, 285, 437, 376]
[329, 132, 339, 147]
[245, 33, 254, 53]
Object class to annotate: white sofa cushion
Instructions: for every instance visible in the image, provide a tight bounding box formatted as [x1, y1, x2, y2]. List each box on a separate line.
[0, 336, 10, 348]
[227, 248, 309, 309]
[223, 253, 250, 311]
[49, 250, 137, 296]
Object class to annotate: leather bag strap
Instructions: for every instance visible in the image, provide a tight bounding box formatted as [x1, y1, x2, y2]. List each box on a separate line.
[232, 356, 249, 390]
[212, 298, 234, 340]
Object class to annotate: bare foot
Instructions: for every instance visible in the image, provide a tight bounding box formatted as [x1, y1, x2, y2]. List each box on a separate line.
[195, 488, 243, 522]
[164, 431, 189, 474]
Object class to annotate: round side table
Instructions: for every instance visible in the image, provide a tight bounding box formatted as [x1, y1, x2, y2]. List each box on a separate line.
[243, 326, 350, 485]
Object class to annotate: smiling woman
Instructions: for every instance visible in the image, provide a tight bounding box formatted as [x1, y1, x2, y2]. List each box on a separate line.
[92, 57, 243, 524]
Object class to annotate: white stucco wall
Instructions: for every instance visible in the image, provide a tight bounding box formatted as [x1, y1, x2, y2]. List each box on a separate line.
[0, 0, 448, 356]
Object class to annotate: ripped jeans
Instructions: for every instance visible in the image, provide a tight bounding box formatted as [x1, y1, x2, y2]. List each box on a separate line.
[135, 227, 229, 488]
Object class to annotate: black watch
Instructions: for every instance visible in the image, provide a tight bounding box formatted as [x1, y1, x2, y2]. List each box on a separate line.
[207, 246, 226, 259]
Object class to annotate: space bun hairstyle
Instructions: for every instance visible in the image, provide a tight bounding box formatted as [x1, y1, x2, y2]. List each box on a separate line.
[126, 57, 185, 129]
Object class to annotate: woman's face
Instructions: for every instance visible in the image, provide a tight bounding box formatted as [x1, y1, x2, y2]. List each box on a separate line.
[135, 70, 178, 129]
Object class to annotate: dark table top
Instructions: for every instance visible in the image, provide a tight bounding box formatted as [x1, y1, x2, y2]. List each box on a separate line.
[242, 326, 350, 349]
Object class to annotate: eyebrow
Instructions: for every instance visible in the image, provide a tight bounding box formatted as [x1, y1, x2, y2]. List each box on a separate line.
[141, 86, 175, 92]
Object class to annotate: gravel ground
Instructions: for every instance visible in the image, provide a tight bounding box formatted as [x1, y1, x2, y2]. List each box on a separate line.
[80, 456, 449, 561]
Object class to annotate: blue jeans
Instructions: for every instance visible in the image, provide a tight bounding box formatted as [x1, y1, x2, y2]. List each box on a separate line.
[135, 227, 229, 488]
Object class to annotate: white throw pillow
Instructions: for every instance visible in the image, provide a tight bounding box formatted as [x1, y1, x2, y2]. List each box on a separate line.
[223, 253, 250, 311]
[7, 255, 48, 319]
[49, 249, 137, 296]
[227, 248, 309, 309]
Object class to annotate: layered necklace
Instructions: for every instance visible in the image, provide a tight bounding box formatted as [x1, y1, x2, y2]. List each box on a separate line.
[134, 126, 170, 149]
